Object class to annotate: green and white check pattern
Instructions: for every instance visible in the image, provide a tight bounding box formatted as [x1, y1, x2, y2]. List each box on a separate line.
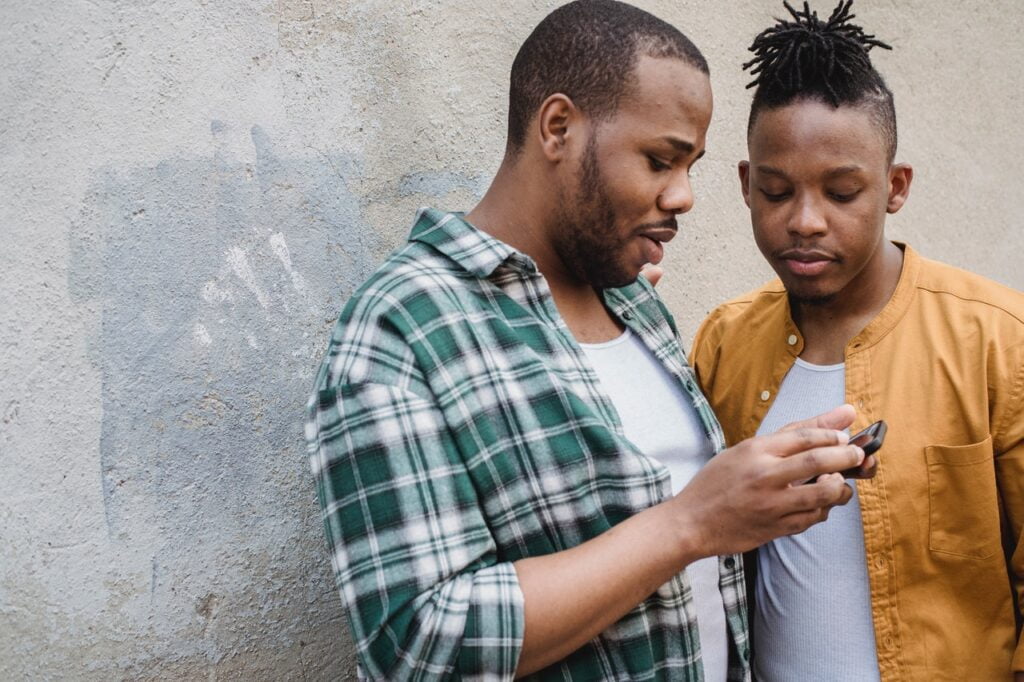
[306, 208, 749, 681]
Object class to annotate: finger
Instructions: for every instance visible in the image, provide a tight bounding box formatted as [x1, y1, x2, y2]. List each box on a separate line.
[775, 501, 845, 536]
[757, 427, 849, 458]
[844, 454, 878, 480]
[640, 263, 664, 288]
[775, 443, 864, 484]
[778, 404, 856, 433]
[784, 472, 854, 514]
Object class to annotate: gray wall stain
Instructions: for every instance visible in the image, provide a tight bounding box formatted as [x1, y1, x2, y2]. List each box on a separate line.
[65, 122, 381, 676]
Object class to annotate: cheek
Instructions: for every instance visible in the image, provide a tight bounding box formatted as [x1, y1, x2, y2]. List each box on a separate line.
[750, 205, 786, 240]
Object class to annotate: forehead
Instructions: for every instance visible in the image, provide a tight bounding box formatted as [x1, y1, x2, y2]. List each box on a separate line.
[748, 99, 888, 168]
[603, 55, 713, 141]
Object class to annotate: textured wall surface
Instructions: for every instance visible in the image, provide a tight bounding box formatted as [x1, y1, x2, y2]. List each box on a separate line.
[2, 1, 1021, 679]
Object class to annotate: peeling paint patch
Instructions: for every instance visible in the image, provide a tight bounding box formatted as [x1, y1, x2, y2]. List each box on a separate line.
[226, 247, 269, 308]
[193, 323, 212, 346]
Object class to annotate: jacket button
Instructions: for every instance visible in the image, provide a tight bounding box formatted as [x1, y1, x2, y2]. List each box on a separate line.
[787, 334, 798, 345]
[760, 390, 771, 401]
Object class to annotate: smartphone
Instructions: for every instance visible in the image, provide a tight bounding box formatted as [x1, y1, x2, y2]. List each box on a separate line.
[802, 419, 886, 484]
[849, 420, 887, 456]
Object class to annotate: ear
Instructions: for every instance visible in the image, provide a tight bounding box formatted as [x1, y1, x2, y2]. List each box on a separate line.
[536, 94, 580, 162]
[886, 163, 913, 214]
[738, 160, 752, 208]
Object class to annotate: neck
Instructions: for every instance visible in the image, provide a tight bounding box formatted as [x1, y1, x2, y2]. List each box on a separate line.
[466, 155, 621, 343]
[794, 240, 904, 365]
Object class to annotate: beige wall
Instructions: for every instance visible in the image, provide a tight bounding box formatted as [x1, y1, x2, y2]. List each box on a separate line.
[2, 1, 1020, 678]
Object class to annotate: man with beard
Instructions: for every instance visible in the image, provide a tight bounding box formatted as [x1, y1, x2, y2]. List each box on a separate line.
[305, 1, 868, 679]
[690, 2, 1024, 679]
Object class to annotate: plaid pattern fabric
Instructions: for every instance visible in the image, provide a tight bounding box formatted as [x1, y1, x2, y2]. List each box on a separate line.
[306, 208, 750, 681]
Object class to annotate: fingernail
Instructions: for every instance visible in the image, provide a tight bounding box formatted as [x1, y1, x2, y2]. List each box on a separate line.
[835, 430, 849, 445]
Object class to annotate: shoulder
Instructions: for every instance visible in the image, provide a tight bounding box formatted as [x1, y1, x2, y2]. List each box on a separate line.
[345, 241, 474, 322]
[688, 280, 789, 387]
[913, 254, 1024, 330]
[317, 242, 474, 390]
[694, 280, 789, 348]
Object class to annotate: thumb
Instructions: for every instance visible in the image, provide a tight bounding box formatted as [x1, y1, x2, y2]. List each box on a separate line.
[640, 264, 664, 288]
[779, 403, 856, 433]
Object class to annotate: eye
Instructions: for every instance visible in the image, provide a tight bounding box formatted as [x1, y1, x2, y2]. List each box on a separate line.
[760, 189, 791, 202]
[648, 155, 671, 172]
[829, 190, 860, 203]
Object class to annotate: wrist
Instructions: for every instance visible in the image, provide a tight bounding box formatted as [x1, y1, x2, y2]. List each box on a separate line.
[653, 497, 708, 569]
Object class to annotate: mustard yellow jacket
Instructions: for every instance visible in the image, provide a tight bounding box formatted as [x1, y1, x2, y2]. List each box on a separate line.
[691, 244, 1024, 680]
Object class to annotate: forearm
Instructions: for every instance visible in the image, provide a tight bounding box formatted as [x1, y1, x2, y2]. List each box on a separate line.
[513, 501, 700, 677]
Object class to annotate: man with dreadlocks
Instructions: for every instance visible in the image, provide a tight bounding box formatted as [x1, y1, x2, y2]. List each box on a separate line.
[690, 1, 1024, 679]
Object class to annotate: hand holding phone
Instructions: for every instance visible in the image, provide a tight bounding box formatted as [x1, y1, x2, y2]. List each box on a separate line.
[840, 420, 885, 478]
[802, 419, 885, 484]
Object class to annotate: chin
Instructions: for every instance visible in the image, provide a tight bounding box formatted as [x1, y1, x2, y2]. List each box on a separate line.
[595, 272, 639, 289]
[785, 285, 837, 307]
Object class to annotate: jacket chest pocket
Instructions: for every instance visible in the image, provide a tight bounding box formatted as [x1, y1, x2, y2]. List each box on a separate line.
[925, 436, 1000, 559]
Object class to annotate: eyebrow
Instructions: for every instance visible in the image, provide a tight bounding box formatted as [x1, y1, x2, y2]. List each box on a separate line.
[663, 136, 695, 153]
[659, 136, 705, 162]
[756, 164, 863, 178]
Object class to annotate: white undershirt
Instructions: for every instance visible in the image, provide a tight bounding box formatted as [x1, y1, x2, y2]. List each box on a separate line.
[581, 328, 727, 682]
[753, 357, 880, 681]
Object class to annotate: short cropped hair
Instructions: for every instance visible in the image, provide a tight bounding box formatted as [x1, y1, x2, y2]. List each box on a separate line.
[507, 0, 708, 154]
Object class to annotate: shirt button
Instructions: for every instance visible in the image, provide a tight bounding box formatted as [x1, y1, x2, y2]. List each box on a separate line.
[622, 311, 634, 321]
[787, 334, 798, 346]
[760, 390, 771, 401]
[724, 556, 736, 569]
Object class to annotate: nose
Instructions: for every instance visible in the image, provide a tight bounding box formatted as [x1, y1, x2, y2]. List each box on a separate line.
[657, 171, 694, 215]
[789, 194, 828, 237]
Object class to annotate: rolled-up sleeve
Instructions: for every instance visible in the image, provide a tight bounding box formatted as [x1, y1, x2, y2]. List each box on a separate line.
[306, 381, 524, 680]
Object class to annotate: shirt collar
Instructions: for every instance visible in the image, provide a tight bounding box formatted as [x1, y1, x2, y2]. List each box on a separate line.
[848, 241, 920, 352]
[408, 207, 539, 278]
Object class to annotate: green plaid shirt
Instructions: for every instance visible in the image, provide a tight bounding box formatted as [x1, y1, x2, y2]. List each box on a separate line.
[306, 209, 750, 681]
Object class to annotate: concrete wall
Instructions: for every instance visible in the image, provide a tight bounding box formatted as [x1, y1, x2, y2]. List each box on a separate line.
[2, 1, 1021, 679]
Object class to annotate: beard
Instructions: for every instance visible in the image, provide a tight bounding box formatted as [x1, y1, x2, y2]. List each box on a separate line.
[787, 290, 838, 307]
[550, 136, 637, 289]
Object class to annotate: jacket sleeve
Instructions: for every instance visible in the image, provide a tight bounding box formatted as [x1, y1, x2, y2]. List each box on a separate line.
[306, 380, 524, 680]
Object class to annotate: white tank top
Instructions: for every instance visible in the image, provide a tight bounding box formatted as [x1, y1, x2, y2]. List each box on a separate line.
[581, 328, 727, 682]
[753, 357, 880, 681]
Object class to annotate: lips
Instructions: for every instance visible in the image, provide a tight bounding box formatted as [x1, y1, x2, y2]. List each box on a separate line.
[638, 226, 677, 266]
[777, 247, 836, 277]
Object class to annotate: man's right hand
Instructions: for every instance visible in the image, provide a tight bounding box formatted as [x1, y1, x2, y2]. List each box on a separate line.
[512, 405, 863, 676]
[671, 404, 863, 560]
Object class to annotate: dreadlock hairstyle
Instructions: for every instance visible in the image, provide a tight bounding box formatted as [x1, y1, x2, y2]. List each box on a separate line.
[506, 0, 708, 155]
[744, 0, 898, 161]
